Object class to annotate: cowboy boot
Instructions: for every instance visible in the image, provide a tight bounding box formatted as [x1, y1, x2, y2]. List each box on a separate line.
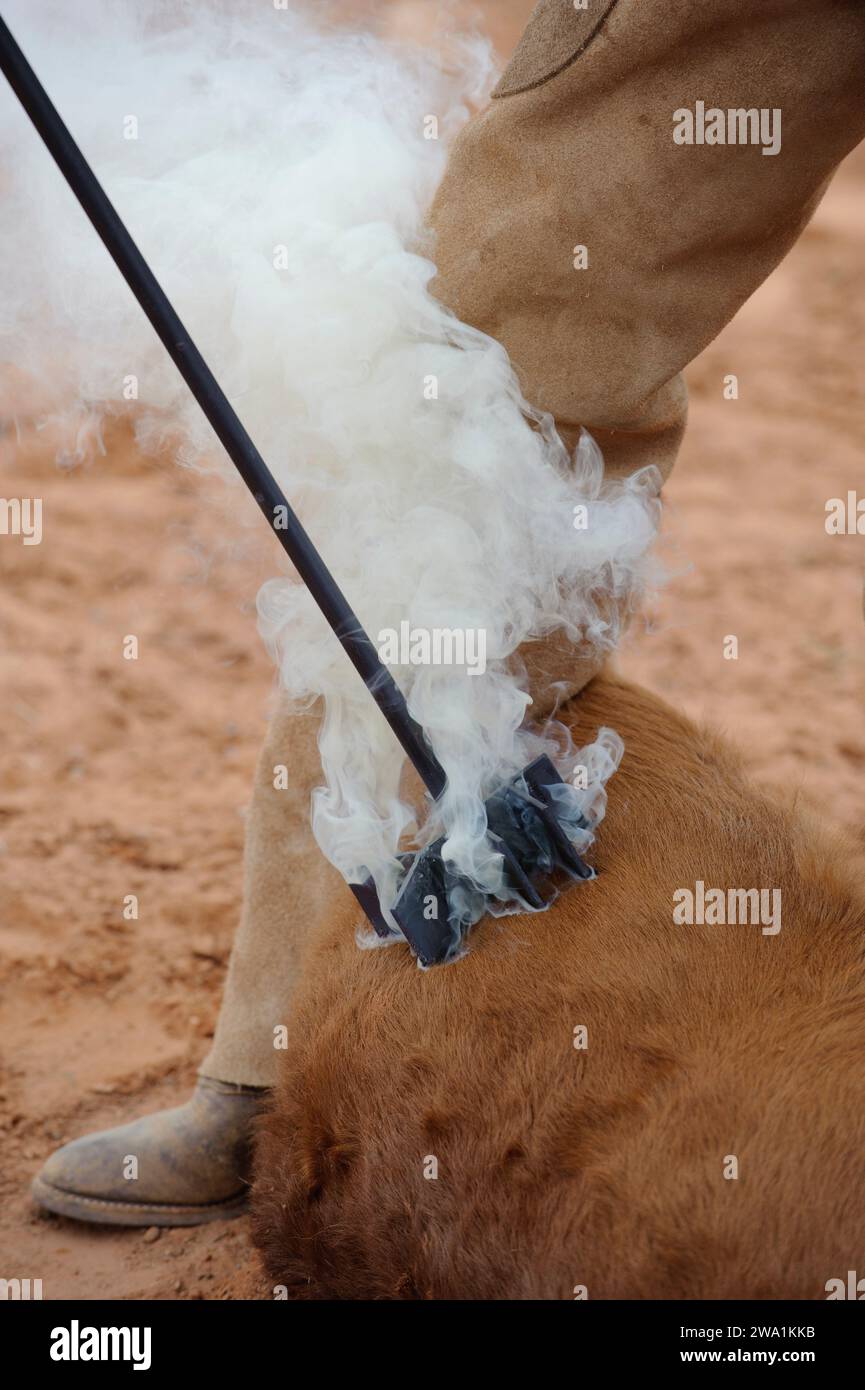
[31, 1077, 266, 1227]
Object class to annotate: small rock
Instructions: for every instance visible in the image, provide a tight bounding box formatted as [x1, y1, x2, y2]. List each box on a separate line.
[142, 1226, 161, 1244]
[190, 937, 223, 963]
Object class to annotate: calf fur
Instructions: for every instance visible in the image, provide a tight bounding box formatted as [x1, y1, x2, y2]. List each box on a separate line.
[251, 675, 865, 1299]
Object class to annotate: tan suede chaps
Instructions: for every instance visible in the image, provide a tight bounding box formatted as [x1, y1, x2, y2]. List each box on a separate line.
[202, 0, 865, 1086]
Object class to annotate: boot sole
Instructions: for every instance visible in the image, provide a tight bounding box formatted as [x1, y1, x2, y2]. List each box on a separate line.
[31, 1174, 249, 1228]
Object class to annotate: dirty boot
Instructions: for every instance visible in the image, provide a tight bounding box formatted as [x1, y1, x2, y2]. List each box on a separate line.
[31, 1076, 266, 1227]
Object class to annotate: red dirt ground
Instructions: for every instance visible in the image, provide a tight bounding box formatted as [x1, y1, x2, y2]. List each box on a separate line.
[1, 0, 863, 1299]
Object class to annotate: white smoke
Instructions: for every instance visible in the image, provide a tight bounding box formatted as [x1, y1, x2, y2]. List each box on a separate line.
[0, 0, 661, 941]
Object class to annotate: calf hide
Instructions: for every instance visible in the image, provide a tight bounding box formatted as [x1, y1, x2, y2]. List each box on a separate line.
[251, 674, 865, 1300]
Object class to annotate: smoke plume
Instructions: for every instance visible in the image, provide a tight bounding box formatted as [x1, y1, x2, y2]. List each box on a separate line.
[0, 0, 661, 945]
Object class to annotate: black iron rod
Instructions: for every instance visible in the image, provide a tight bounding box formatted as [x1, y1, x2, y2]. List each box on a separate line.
[0, 13, 447, 801]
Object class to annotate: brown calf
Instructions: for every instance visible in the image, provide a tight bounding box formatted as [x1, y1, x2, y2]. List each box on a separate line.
[251, 674, 865, 1299]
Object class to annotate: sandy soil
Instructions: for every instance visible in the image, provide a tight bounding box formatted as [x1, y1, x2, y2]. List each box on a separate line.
[1, 0, 863, 1300]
